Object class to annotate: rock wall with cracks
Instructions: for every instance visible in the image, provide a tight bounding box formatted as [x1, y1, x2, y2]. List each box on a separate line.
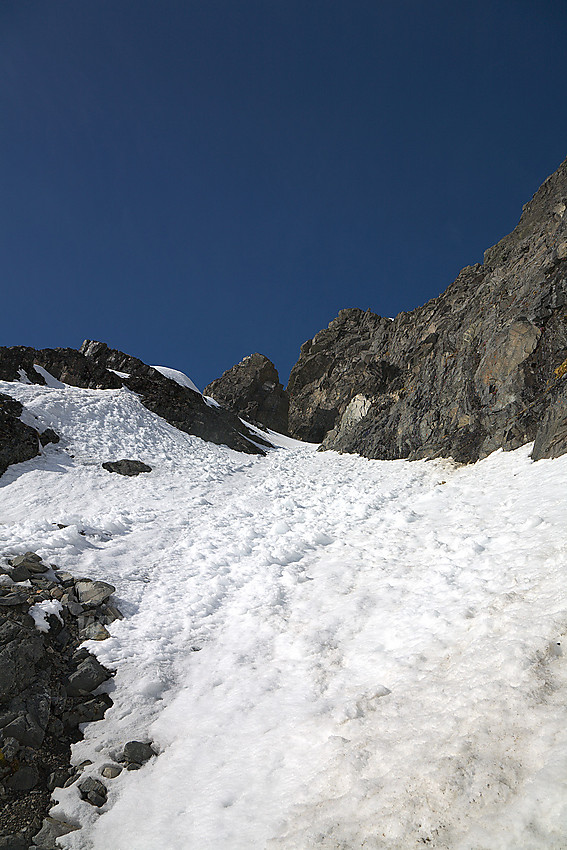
[286, 155, 567, 463]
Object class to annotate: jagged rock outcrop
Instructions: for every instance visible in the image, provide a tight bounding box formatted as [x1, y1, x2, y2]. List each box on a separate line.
[287, 155, 567, 462]
[0, 342, 271, 468]
[79, 341, 270, 455]
[0, 395, 41, 476]
[0, 347, 121, 390]
[204, 353, 289, 434]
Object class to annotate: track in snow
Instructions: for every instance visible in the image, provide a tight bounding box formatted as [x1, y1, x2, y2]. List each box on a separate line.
[1, 381, 567, 849]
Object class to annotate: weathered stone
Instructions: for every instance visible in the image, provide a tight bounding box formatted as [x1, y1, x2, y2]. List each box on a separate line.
[0, 737, 20, 761]
[62, 694, 112, 729]
[96, 603, 123, 625]
[28, 577, 55, 591]
[38, 428, 59, 447]
[9, 556, 48, 575]
[119, 740, 156, 765]
[80, 623, 110, 641]
[8, 565, 31, 583]
[286, 156, 567, 463]
[6, 764, 38, 791]
[74, 580, 115, 607]
[0, 394, 40, 478]
[55, 572, 74, 588]
[32, 816, 79, 848]
[46, 771, 68, 792]
[0, 619, 44, 700]
[0, 835, 29, 850]
[66, 656, 112, 696]
[100, 764, 122, 779]
[2, 711, 45, 749]
[204, 353, 289, 434]
[0, 593, 28, 608]
[101, 459, 152, 477]
[78, 776, 107, 807]
[531, 377, 567, 459]
[64, 600, 83, 617]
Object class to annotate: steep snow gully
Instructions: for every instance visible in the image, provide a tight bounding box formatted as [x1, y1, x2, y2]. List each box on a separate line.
[1, 379, 567, 849]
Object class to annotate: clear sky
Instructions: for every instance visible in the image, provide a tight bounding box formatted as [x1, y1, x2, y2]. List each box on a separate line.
[2, 1, 567, 389]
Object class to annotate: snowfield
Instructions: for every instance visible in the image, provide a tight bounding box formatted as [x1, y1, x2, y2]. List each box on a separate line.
[1, 379, 567, 849]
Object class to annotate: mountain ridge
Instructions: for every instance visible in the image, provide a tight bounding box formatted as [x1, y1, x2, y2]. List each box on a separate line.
[207, 155, 567, 463]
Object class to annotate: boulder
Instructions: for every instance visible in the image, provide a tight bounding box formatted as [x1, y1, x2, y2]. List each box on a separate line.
[119, 740, 156, 765]
[78, 776, 107, 807]
[74, 580, 115, 606]
[204, 353, 289, 434]
[66, 656, 113, 697]
[101, 460, 152, 477]
[32, 817, 79, 848]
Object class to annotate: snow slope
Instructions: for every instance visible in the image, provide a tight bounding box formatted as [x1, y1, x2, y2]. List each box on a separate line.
[1, 379, 567, 849]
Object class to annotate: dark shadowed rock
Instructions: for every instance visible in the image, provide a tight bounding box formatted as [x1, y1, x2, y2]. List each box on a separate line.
[0, 835, 29, 849]
[6, 764, 38, 792]
[38, 429, 59, 447]
[0, 394, 40, 477]
[119, 740, 156, 765]
[204, 353, 289, 434]
[287, 155, 567, 462]
[0, 347, 121, 390]
[531, 377, 567, 459]
[78, 776, 107, 807]
[101, 459, 152, 477]
[0, 617, 45, 702]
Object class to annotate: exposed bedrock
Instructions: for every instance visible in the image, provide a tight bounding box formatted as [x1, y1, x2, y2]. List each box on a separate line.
[0, 342, 270, 469]
[286, 155, 567, 462]
[203, 353, 289, 434]
[0, 395, 41, 477]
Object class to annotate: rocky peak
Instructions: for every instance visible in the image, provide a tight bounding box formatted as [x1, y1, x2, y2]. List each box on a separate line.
[204, 353, 289, 434]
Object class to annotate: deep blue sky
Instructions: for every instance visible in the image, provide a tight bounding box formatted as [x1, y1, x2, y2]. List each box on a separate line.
[2, 1, 567, 389]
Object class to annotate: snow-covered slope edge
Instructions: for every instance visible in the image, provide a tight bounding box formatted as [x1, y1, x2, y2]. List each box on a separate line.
[1, 380, 566, 849]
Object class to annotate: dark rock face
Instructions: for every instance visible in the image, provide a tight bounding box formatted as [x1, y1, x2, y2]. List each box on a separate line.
[287, 310, 397, 443]
[0, 551, 117, 844]
[0, 347, 121, 390]
[102, 460, 152, 477]
[0, 341, 271, 465]
[287, 156, 567, 462]
[204, 353, 289, 434]
[0, 395, 40, 477]
[80, 341, 270, 455]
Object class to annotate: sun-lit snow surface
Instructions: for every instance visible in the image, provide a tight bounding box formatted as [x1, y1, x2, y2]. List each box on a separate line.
[151, 364, 201, 393]
[1, 379, 567, 849]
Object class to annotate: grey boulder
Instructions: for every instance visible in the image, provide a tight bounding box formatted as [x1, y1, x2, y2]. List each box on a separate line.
[102, 459, 152, 477]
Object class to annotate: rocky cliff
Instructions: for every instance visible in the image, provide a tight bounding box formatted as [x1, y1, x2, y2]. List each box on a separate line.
[203, 353, 289, 434]
[286, 155, 567, 462]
